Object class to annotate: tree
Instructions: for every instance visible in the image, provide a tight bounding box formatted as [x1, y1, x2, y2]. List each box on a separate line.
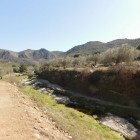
[72, 58, 80, 68]
[73, 54, 80, 58]
[113, 45, 137, 64]
[137, 45, 140, 50]
[13, 67, 19, 73]
[19, 65, 27, 73]
[87, 54, 99, 67]
[99, 45, 138, 65]
[0, 69, 3, 79]
[58, 57, 71, 69]
[99, 49, 114, 65]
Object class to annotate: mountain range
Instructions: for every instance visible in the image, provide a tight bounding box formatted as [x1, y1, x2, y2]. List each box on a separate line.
[0, 38, 140, 65]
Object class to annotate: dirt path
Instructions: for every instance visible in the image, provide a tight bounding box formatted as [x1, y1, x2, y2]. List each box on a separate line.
[0, 81, 71, 140]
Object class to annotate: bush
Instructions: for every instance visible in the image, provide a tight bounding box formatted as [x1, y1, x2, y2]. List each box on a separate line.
[100, 45, 139, 65]
[19, 65, 27, 73]
[137, 45, 140, 50]
[13, 67, 19, 73]
[87, 54, 99, 67]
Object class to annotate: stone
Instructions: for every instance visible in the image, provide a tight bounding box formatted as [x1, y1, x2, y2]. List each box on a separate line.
[33, 126, 37, 130]
[53, 95, 71, 105]
[68, 136, 73, 139]
[137, 120, 140, 125]
[93, 115, 98, 119]
[34, 106, 39, 110]
[38, 119, 42, 123]
[13, 83, 16, 86]
[101, 114, 140, 139]
[34, 133, 41, 139]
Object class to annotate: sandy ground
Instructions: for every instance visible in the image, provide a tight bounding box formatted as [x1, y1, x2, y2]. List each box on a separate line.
[0, 81, 71, 140]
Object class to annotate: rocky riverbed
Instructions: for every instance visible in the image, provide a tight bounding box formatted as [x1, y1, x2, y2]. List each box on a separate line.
[21, 78, 140, 139]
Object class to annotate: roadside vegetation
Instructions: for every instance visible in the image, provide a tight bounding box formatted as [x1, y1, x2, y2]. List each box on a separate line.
[2, 74, 125, 140]
[20, 82, 125, 139]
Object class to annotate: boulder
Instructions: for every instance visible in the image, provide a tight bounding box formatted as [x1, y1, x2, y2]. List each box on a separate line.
[101, 114, 140, 139]
[53, 95, 71, 105]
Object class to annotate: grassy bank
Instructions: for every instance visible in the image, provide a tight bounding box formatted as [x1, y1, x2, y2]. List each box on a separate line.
[3, 74, 125, 139]
[37, 67, 140, 106]
[20, 86, 124, 140]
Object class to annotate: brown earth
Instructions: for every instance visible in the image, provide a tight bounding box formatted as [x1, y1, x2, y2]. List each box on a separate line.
[0, 81, 71, 140]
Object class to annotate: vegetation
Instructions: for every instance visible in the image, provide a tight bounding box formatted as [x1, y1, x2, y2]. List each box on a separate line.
[35, 45, 140, 108]
[0, 61, 14, 76]
[137, 44, 140, 50]
[19, 64, 27, 73]
[2, 43, 140, 140]
[36, 45, 139, 71]
[20, 86, 124, 140]
[99, 45, 139, 65]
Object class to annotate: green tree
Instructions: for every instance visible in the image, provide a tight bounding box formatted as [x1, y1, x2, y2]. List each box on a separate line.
[99, 45, 138, 65]
[19, 65, 27, 73]
[137, 45, 140, 50]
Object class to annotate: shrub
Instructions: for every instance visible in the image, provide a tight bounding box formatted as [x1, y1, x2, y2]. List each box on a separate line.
[13, 67, 19, 73]
[100, 45, 139, 65]
[87, 54, 99, 67]
[19, 64, 27, 73]
[137, 45, 140, 50]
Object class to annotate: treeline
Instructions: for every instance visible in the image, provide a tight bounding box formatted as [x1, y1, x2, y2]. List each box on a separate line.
[10, 44, 140, 76]
[39, 45, 140, 71]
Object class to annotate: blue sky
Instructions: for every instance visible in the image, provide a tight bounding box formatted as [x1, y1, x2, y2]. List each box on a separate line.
[0, 0, 140, 52]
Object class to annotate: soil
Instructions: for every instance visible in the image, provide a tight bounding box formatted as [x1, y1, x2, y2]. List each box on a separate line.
[0, 81, 71, 140]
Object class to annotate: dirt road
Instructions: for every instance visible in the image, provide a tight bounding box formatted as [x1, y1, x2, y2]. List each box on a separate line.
[0, 81, 70, 140]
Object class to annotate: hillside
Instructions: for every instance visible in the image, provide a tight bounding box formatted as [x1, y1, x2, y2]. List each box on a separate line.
[0, 38, 140, 64]
[66, 38, 140, 55]
[0, 48, 64, 65]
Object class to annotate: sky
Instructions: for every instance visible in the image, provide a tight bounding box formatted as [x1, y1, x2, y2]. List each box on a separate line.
[0, 0, 140, 52]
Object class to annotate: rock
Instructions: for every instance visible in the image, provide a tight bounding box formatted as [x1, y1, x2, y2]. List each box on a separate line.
[38, 88, 47, 94]
[34, 106, 39, 110]
[53, 95, 71, 105]
[21, 79, 32, 86]
[106, 113, 113, 116]
[34, 133, 41, 139]
[40, 115, 45, 118]
[46, 89, 54, 94]
[38, 118, 42, 123]
[13, 83, 16, 86]
[68, 136, 73, 139]
[93, 115, 98, 119]
[33, 126, 37, 130]
[101, 114, 140, 139]
[137, 120, 140, 125]
[43, 110, 48, 114]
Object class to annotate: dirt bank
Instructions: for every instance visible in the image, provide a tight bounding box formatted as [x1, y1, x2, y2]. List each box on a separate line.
[0, 81, 71, 140]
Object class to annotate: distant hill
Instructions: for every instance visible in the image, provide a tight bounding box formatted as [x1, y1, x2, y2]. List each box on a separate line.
[51, 51, 64, 57]
[19, 48, 55, 60]
[0, 48, 64, 65]
[65, 41, 105, 55]
[0, 38, 140, 64]
[65, 38, 140, 56]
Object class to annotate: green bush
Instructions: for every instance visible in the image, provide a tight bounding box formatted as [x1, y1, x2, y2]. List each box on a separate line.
[19, 65, 27, 73]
